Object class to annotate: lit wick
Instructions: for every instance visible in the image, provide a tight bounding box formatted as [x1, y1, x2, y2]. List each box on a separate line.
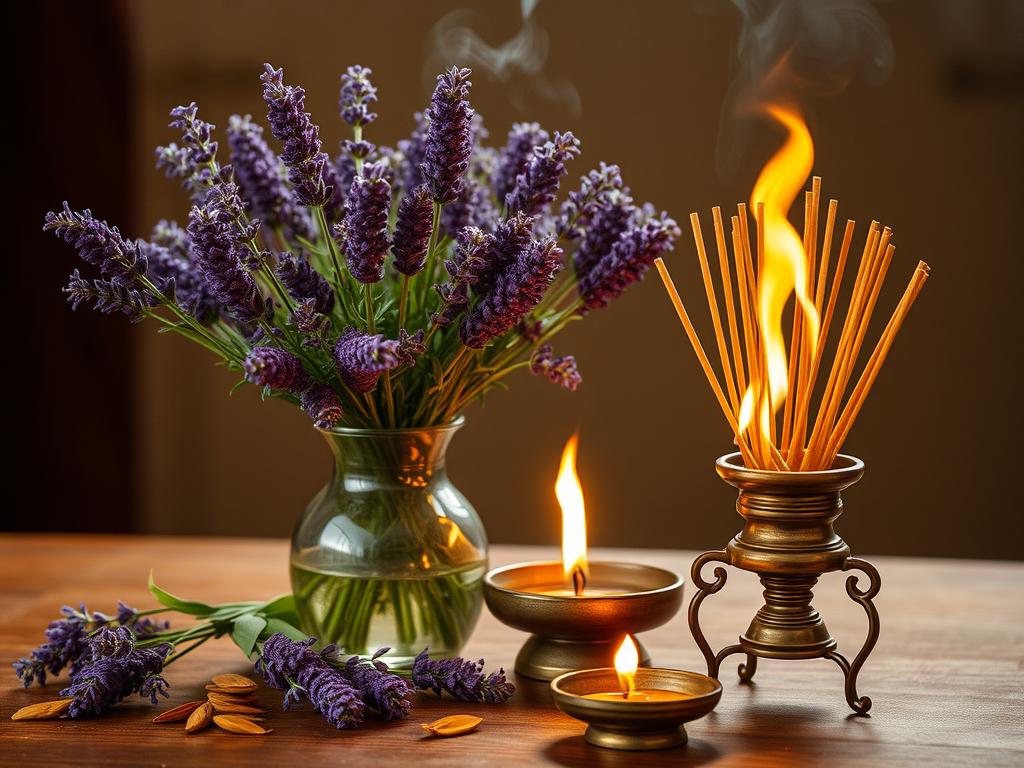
[556, 434, 590, 597]
[571, 565, 587, 597]
[614, 635, 639, 699]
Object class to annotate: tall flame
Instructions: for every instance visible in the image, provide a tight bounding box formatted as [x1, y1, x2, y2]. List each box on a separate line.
[739, 103, 820, 432]
[555, 433, 589, 594]
[614, 635, 639, 695]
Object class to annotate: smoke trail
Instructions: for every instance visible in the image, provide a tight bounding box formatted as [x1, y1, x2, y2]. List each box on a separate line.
[425, 0, 581, 114]
[716, 0, 894, 177]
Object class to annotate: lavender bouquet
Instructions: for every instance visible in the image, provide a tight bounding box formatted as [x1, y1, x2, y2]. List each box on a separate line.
[46, 63, 679, 661]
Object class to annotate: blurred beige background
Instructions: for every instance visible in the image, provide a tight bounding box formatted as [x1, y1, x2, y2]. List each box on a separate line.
[69, 1, 1023, 557]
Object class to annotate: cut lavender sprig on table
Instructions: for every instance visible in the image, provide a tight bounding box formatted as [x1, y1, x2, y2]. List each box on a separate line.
[411, 649, 515, 704]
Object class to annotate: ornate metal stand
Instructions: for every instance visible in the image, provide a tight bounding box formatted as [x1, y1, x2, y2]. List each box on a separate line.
[688, 453, 881, 716]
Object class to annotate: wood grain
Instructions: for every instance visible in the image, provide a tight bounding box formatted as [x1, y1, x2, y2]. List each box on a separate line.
[1, 535, 1021, 767]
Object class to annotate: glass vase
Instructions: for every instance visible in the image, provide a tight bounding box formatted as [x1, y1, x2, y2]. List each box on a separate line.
[290, 416, 487, 667]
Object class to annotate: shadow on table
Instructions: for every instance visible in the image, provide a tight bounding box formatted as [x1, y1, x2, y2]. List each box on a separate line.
[544, 735, 721, 767]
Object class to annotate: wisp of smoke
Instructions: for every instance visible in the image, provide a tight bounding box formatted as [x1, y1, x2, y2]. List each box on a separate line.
[716, 0, 894, 178]
[425, 0, 581, 115]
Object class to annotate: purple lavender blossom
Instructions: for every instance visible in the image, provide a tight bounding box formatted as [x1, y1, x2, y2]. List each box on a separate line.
[227, 114, 313, 240]
[256, 634, 365, 729]
[574, 189, 636, 278]
[64, 270, 148, 322]
[578, 211, 681, 311]
[186, 182, 271, 324]
[341, 649, 414, 720]
[530, 344, 582, 391]
[276, 252, 335, 314]
[338, 163, 391, 283]
[243, 347, 312, 392]
[411, 649, 514, 703]
[398, 111, 429, 193]
[301, 385, 344, 429]
[396, 329, 426, 367]
[495, 122, 549, 205]
[440, 175, 496, 239]
[291, 298, 331, 348]
[339, 65, 378, 128]
[422, 67, 474, 204]
[461, 236, 563, 349]
[391, 185, 433, 277]
[150, 219, 191, 258]
[475, 211, 535, 296]
[156, 103, 218, 198]
[433, 226, 494, 328]
[557, 162, 626, 241]
[138, 240, 217, 322]
[505, 131, 581, 217]
[260, 63, 336, 208]
[60, 627, 170, 718]
[44, 203, 147, 286]
[333, 327, 401, 393]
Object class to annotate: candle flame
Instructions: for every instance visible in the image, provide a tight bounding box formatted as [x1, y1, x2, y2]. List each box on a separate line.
[556, 433, 588, 595]
[739, 102, 820, 434]
[614, 635, 639, 695]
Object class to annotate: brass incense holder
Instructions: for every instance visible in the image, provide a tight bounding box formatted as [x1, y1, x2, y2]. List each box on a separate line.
[550, 667, 722, 750]
[483, 561, 684, 681]
[688, 452, 880, 715]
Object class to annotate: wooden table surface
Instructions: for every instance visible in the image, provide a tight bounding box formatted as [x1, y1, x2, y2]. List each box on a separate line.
[0, 535, 1021, 767]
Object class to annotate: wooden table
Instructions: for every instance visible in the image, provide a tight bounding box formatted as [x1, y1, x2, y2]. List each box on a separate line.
[1, 535, 1021, 766]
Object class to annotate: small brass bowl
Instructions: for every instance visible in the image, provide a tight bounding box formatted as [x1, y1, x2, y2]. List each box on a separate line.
[551, 667, 722, 750]
[483, 561, 684, 681]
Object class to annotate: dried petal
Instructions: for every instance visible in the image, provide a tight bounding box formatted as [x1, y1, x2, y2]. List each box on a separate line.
[185, 701, 214, 733]
[421, 714, 482, 736]
[152, 700, 204, 723]
[213, 714, 272, 735]
[11, 699, 72, 721]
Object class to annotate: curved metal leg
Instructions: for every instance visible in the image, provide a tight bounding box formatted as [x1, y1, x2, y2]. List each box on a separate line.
[689, 550, 738, 679]
[825, 557, 880, 715]
[738, 653, 758, 682]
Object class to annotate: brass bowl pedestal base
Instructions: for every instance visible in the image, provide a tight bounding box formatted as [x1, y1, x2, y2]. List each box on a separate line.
[688, 453, 881, 716]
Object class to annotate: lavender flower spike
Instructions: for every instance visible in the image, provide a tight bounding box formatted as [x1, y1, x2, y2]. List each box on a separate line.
[44, 203, 147, 287]
[495, 122, 549, 205]
[422, 67, 474, 204]
[433, 226, 494, 328]
[60, 627, 170, 718]
[276, 252, 335, 314]
[339, 65, 378, 128]
[227, 114, 313, 241]
[578, 211, 681, 310]
[187, 187, 271, 324]
[391, 185, 433, 277]
[301, 385, 344, 429]
[256, 634, 365, 729]
[506, 131, 581, 217]
[557, 162, 626, 241]
[342, 649, 414, 720]
[411, 649, 515, 703]
[530, 344, 582, 391]
[260, 63, 335, 208]
[243, 347, 312, 392]
[333, 327, 401, 393]
[338, 162, 392, 283]
[461, 236, 563, 349]
[64, 270, 148, 322]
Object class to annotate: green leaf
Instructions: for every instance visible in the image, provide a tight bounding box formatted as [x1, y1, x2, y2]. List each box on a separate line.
[232, 614, 267, 657]
[148, 572, 217, 616]
[262, 617, 309, 643]
[260, 593, 297, 620]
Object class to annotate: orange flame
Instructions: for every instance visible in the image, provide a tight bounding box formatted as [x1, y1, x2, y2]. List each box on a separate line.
[739, 103, 820, 432]
[555, 433, 589, 592]
[614, 635, 639, 694]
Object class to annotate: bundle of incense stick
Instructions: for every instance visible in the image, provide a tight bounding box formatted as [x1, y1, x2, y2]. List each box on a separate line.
[655, 176, 929, 471]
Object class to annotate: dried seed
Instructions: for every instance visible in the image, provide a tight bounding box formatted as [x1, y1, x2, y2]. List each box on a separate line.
[11, 699, 72, 721]
[207, 694, 260, 708]
[152, 700, 205, 724]
[210, 674, 258, 692]
[421, 714, 483, 737]
[209, 701, 267, 716]
[185, 702, 214, 734]
[213, 715, 271, 735]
